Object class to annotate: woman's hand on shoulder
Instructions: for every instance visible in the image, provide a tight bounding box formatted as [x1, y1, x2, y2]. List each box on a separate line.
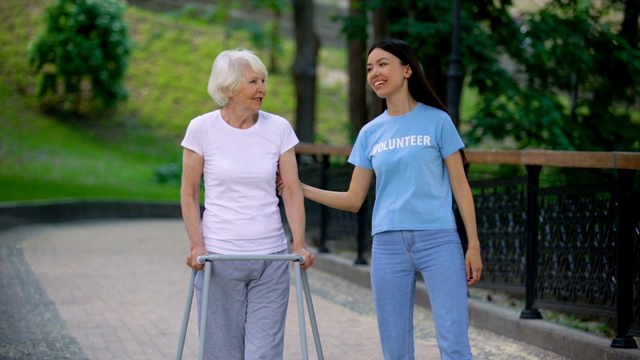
[276, 171, 284, 195]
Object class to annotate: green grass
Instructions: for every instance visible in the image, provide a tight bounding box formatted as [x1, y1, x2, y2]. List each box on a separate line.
[0, 79, 183, 201]
[0, 0, 350, 202]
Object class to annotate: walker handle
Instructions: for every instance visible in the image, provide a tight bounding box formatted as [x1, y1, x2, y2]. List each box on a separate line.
[196, 253, 305, 265]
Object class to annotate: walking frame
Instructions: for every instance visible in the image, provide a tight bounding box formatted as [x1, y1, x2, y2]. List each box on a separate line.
[175, 254, 324, 360]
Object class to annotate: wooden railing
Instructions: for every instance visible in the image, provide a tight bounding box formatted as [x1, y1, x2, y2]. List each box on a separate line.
[296, 143, 640, 169]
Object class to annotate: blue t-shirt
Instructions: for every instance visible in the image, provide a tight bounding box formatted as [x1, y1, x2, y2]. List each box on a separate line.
[348, 103, 464, 236]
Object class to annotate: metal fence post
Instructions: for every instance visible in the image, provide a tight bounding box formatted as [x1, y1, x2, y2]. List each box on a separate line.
[520, 165, 542, 319]
[355, 196, 368, 265]
[610, 169, 638, 348]
[318, 154, 330, 253]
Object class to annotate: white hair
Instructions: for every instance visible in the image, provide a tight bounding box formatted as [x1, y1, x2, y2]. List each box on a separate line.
[207, 48, 268, 106]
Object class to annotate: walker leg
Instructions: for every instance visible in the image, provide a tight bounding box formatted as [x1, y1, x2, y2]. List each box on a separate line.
[301, 270, 324, 360]
[175, 269, 197, 360]
[294, 261, 309, 360]
[181, 255, 323, 360]
[198, 261, 212, 360]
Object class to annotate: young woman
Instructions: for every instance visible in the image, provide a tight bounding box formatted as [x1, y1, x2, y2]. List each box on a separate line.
[301, 38, 482, 359]
[180, 48, 314, 359]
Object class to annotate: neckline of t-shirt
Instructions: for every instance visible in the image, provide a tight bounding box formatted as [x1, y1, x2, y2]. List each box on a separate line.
[384, 102, 425, 119]
[216, 110, 262, 131]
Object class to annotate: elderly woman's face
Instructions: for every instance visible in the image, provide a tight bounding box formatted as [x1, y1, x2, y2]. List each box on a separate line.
[230, 68, 267, 112]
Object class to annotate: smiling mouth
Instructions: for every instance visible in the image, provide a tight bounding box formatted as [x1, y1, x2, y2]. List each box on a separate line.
[374, 80, 385, 87]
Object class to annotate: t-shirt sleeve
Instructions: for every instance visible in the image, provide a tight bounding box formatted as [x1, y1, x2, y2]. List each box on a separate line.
[348, 130, 373, 170]
[279, 117, 299, 154]
[439, 115, 465, 159]
[181, 117, 204, 155]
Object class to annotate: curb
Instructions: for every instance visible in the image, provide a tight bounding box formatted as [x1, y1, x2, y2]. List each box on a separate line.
[0, 200, 184, 230]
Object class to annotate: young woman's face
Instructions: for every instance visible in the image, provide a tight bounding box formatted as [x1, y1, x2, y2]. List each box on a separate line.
[229, 68, 267, 112]
[366, 48, 412, 99]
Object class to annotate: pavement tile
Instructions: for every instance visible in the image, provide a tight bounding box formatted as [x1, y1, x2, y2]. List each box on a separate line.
[0, 219, 629, 359]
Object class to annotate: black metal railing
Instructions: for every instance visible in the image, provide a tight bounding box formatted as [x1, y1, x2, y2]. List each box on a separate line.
[292, 143, 640, 349]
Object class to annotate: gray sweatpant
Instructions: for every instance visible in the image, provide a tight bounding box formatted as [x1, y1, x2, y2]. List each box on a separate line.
[194, 250, 290, 360]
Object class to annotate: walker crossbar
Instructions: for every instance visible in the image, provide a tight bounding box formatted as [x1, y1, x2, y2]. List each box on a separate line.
[175, 254, 324, 360]
[197, 253, 306, 264]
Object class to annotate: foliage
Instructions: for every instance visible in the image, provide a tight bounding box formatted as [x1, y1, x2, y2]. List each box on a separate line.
[249, 0, 288, 73]
[0, 0, 350, 202]
[168, 0, 288, 73]
[342, 0, 640, 152]
[471, 0, 640, 152]
[28, 0, 133, 112]
[541, 310, 615, 338]
[153, 163, 182, 185]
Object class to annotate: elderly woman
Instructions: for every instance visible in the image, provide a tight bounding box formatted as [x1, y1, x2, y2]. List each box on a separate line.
[180, 48, 314, 360]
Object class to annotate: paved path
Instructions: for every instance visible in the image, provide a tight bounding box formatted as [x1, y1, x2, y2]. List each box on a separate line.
[0, 219, 614, 359]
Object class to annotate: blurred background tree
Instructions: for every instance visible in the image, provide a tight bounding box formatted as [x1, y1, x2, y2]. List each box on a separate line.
[340, 0, 640, 153]
[291, 0, 320, 143]
[249, 0, 288, 73]
[28, 0, 132, 114]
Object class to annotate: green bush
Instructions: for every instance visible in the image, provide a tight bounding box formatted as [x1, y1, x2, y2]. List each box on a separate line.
[153, 163, 181, 185]
[28, 0, 132, 112]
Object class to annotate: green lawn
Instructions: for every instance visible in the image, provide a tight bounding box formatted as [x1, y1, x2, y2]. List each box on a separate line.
[0, 0, 349, 202]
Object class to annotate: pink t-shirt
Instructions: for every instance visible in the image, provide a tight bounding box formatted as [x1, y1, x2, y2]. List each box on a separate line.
[181, 109, 299, 254]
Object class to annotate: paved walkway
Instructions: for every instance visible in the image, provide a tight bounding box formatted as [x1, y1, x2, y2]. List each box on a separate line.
[0, 219, 636, 359]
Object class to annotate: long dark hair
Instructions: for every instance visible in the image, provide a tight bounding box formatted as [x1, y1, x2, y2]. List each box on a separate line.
[368, 38, 448, 115]
[368, 38, 467, 164]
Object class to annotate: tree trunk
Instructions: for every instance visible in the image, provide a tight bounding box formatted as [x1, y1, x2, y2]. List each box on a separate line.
[368, 4, 387, 119]
[348, 0, 368, 138]
[268, 7, 282, 73]
[291, 0, 319, 143]
[446, 0, 463, 128]
[620, 0, 638, 49]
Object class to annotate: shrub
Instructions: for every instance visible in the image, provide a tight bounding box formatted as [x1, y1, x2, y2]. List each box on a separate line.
[153, 163, 181, 186]
[28, 0, 132, 112]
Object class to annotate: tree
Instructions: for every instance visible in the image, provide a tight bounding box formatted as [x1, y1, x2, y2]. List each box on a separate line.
[339, 0, 640, 152]
[170, 1, 285, 73]
[343, 0, 368, 139]
[28, 0, 132, 113]
[249, 0, 288, 73]
[291, 0, 319, 143]
[470, 0, 640, 152]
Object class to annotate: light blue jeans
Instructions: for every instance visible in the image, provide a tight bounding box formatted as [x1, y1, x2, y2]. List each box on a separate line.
[371, 229, 472, 360]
